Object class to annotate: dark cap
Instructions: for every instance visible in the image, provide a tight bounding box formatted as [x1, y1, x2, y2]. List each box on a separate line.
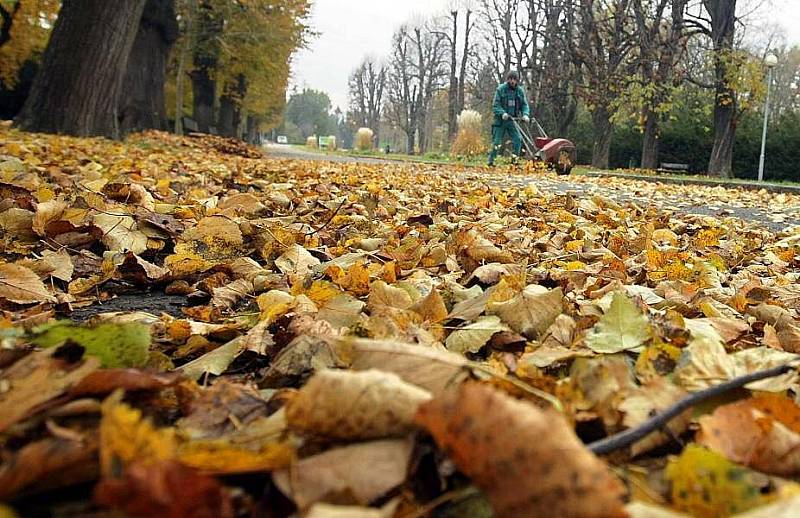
[506, 70, 520, 81]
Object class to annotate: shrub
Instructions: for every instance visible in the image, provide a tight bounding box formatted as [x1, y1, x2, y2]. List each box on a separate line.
[306, 135, 318, 149]
[354, 127, 374, 151]
[451, 109, 486, 157]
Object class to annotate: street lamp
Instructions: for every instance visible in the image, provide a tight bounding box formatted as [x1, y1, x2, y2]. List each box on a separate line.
[758, 53, 779, 182]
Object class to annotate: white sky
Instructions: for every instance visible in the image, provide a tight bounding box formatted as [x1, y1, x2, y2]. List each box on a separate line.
[290, 0, 800, 112]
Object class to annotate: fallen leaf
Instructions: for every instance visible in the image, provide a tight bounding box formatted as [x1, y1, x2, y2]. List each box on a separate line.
[286, 369, 432, 439]
[0, 348, 99, 433]
[665, 445, 773, 517]
[275, 244, 321, 275]
[697, 394, 800, 475]
[93, 213, 148, 254]
[0, 263, 56, 304]
[178, 337, 242, 381]
[486, 285, 563, 340]
[94, 460, 234, 518]
[585, 291, 652, 353]
[414, 382, 627, 518]
[445, 315, 509, 354]
[273, 438, 413, 510]
[338, 338, 468, 394]
[31, 321, 151, 368]
[619, 378, 690, 455]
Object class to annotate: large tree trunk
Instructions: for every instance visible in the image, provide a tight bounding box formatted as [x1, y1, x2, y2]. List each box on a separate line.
[591, 107, 613, 169]
[119, 0, 178, 135]
[191, 0, 221, 133]
[15, 0, 146, 138]
[217, 95, 235, 137]
[708, 96, 735, 177]
[641, 108, 659, 170]
[705, 0, 736, 178]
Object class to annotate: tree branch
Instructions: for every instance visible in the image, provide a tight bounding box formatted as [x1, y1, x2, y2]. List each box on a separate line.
[588, 362, 798, 456]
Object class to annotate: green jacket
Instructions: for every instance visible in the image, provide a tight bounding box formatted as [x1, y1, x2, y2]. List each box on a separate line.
[492, 82, 530, 125]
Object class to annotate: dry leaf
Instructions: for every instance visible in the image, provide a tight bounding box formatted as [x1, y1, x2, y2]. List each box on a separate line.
[414, 383, 627, 518]
[486, 285, 563, 339]
[286, 369, 432, 439]
[273, 438, 413, 509]
[0, 262, 56, 304]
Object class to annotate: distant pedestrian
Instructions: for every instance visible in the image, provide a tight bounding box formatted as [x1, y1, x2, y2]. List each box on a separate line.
[487, 70, 530, 166]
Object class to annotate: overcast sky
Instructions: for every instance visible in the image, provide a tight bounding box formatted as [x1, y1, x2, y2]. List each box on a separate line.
[289, 0, 800, 112]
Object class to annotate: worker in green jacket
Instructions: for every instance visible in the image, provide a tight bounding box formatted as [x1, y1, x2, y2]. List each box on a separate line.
[488, 70, 531, 166]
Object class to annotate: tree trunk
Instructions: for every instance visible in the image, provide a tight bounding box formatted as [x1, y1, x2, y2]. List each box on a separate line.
[641, 108, 659, 170]
[708, 97, 735, 177]
[191, 0, 221, 133]
[246, 115, 259, 144]
[218, 95, 235, 137]
[16, 0, 147, 138]
[174, 0, 196, 135]
[457, 9, 472, 114]
[119, 0, 178, 135]
[447, 11, 458, 142]
[591, 107, 613, 169]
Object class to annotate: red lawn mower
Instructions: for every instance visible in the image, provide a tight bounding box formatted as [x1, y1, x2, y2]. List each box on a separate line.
[512, 117, 577, 175]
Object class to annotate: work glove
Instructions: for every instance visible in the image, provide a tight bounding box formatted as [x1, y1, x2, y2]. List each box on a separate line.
[502, 112, 510, 121]
[522, 115, 530, 123]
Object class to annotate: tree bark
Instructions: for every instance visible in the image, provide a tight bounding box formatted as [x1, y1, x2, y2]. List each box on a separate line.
[15, 0, 147, 138]
[191, 0, 222, 133]
[457, 9, 472, 114]
[591, 107, 613, 169]
[119, 0, 178, 135]
[218, 95, 235, 137]
[174, 0, 196, 135]
[447, 10, 458, 142]
[641, 108, 659, 169]
[705, 0, 737, 177]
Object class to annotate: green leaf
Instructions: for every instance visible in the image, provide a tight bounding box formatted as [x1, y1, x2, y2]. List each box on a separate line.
[31, 321, 151, 368]
[585, 292, 652, 353]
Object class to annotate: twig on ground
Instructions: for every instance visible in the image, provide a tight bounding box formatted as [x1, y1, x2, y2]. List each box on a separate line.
[588, 362, 798, 456]
[305, 197, 347, 236]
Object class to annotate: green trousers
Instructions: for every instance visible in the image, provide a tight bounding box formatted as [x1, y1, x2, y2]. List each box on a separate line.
[488, 120, 522, 165]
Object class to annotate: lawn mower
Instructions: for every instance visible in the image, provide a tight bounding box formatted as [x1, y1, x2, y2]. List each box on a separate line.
[512, 117, 576, 175]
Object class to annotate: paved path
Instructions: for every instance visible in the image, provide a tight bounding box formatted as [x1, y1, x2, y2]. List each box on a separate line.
[264, 144, 800, 233]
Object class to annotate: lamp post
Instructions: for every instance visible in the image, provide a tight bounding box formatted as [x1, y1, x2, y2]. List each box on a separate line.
[758, 53, 778, 182]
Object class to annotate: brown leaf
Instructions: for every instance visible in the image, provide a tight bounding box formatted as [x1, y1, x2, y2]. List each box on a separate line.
[178, 380, 269, 440]
[487, 285, 564, 339]
[0, 348, 100, 433]
[414, 383, 627, 518]
[0, 263, 57, 304]
[69, 369, 184, 397]
[286, 369, 432, 439]
[338, 338, 468, 395]
[94, 460, 234, 518]
[273, 438, 413, 510]
[697, 394, 800, 475]
[17, 249, 74, 282]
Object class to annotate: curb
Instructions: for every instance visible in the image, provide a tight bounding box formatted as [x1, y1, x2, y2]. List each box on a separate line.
[583, 171, 800, 195]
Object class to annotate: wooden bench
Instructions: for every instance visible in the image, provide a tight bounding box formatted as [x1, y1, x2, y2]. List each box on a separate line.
[659, 162, 690, 173]
[182, 117, 198, 132]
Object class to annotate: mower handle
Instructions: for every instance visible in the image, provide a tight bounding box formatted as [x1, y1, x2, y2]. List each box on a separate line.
[511, 116, 549, 139]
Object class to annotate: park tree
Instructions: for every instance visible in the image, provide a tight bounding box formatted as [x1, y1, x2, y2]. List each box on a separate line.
[348, 57, 387, 145]
[386, 20, 448, 154]
[119, 0, 179, 134]
[630, 0, 689, 169]
[189, 0, 223, 133]
[15, 0, 147, 138]
[284, 88, 336, 139]
[567, 0, 637, 169]
[0, 0, 59, 87]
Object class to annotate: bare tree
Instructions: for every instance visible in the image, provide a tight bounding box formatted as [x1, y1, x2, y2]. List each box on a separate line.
[386, 20, 448, 154]
[348, 57, 387, 145]
[567, 0, 637, 169]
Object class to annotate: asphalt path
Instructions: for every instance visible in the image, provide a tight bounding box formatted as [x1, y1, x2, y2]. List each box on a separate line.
[264, 144, 800, 233]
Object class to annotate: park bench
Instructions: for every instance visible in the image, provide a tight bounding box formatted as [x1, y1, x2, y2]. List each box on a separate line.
[182, 116, 198, 132]
[659, 162, 690, 173]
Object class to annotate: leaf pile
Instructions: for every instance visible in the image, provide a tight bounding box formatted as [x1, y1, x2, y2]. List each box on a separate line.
[1, 125, 800, 516]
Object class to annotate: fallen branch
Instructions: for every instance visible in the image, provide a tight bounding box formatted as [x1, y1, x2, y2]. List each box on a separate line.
[588, 362, 798, 456]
